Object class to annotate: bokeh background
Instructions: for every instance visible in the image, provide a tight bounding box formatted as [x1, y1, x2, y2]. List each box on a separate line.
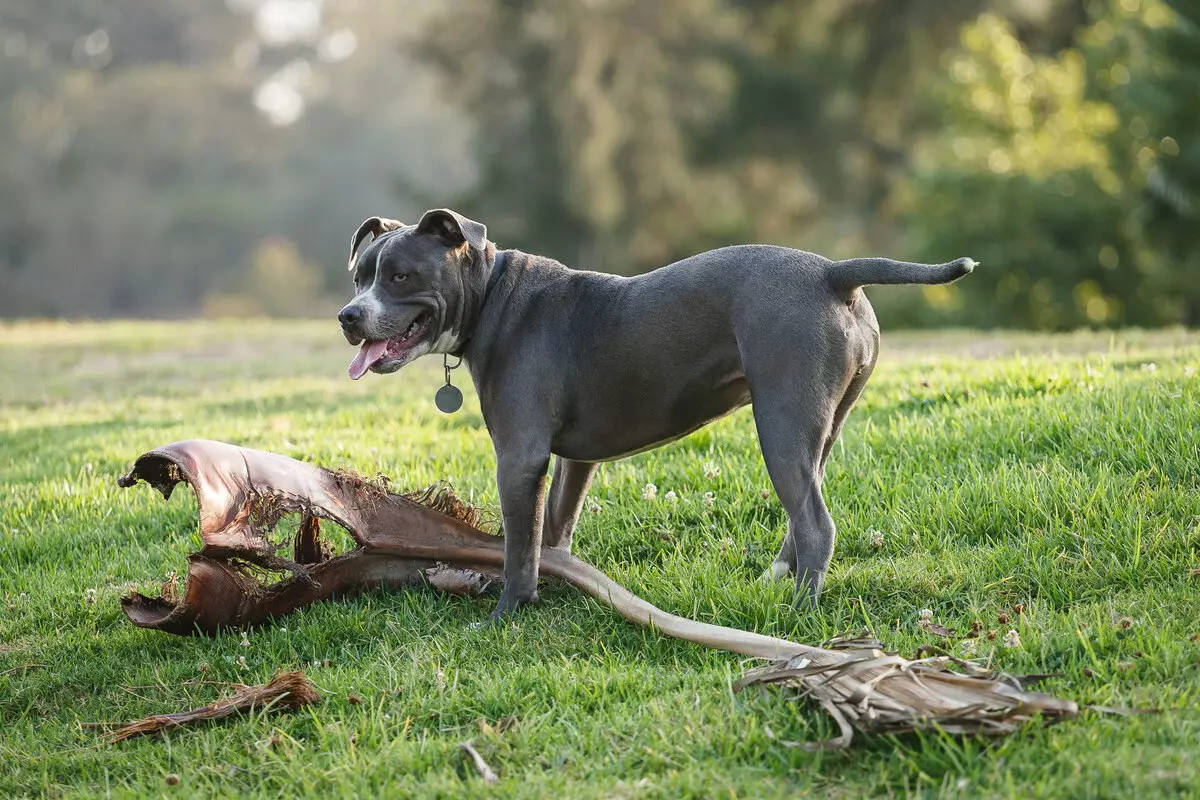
[1, 0, 1197, 329]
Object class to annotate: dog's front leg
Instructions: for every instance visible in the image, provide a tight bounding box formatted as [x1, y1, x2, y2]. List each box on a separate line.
[490, 448, 552, 621]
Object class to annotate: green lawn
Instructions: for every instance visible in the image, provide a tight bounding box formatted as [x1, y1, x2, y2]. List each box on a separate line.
[2, 321, 1199, 799]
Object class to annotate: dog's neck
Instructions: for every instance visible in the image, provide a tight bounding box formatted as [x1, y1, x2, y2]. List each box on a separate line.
[451, 246, 508, 358]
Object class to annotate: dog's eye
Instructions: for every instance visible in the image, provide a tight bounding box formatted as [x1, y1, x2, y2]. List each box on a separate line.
[391, 273, 408, 283]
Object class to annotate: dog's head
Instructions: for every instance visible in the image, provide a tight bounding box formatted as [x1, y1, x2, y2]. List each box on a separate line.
[338, 209, 488, 380]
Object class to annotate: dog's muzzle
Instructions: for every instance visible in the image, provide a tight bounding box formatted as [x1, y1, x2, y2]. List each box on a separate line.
[338, 304, 365, 345]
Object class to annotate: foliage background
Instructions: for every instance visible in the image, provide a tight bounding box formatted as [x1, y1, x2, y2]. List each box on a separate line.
[1, 0, 1196, 328]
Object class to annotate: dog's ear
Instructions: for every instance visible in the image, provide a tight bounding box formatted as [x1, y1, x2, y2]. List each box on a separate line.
[348, 217, 405, 271]
[415, 208, 487, 253]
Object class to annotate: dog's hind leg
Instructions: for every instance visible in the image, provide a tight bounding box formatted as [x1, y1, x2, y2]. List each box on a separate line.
[759, 318, 878, 588]
[743, 333, 854, 604]
[753, 408, 838, 604]
[761, 352, 876, 583]
[543, 457, 598, 551]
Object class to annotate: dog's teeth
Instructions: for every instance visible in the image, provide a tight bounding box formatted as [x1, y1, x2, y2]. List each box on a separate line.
[395, 318, 423, 344]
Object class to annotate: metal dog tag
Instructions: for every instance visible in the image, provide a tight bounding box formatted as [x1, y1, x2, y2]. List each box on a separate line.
[436, 354, 464, 413]
[435, 383, 463, 414]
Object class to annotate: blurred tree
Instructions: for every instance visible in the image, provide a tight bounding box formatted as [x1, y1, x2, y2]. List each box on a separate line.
[0, 0, 1195, 328]
[715, 0, 1095, 251]
[1136, 0, 1200, 324]
[0, 1, 275, 316]
[0, 0, 468, 318]
[895, 8, 1183, 329]
[417, 0, 748, 271]
[418, 0, 1101, 276]
[707, 0, 996, 250]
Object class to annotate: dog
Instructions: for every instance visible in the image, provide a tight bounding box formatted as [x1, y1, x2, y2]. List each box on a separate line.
[338, 208, 974, 620]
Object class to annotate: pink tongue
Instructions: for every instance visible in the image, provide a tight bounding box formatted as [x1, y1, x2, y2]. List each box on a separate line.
[348, 340, 390, 380]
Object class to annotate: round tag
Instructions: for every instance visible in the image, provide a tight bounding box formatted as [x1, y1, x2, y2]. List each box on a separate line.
[435, 384, 463, 414]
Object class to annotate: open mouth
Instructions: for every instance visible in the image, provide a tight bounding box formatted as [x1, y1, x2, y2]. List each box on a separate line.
[347, 311, 433, 380]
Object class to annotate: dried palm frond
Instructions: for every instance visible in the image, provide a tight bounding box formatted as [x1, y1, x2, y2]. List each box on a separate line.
[103, 671, 319, 743]
[736, 644, 1077, 749]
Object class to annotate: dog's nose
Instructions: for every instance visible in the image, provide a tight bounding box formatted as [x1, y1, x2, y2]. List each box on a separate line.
[338, 306, 362, 328]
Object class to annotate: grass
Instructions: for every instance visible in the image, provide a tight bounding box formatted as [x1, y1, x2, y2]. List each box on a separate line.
[1, 320, 1198, 799]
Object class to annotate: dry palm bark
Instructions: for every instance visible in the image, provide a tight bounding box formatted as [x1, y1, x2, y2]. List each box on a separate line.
[118, 439, 1078, 747]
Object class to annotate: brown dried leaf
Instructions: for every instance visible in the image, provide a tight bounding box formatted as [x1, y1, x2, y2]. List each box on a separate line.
[102, 671, 319, 743]
[919, 620, 953, 638]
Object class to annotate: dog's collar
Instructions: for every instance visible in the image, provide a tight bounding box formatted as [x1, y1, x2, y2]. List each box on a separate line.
[451, 250, 508, 358]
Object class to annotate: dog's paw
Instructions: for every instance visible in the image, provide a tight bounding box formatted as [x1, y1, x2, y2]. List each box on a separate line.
[487, 588, 539, 623]
[759, 560, 794, 584]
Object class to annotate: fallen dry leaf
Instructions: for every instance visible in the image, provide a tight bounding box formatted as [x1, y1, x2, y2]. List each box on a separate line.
[918, 620, 953, 638]
[102, 671, 319, 743]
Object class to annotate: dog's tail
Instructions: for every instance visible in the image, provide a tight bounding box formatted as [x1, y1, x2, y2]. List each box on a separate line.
[827, 256, 976, 295]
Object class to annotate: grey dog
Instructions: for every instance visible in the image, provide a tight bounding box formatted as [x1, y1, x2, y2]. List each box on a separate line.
[337, 208, 974, 620]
